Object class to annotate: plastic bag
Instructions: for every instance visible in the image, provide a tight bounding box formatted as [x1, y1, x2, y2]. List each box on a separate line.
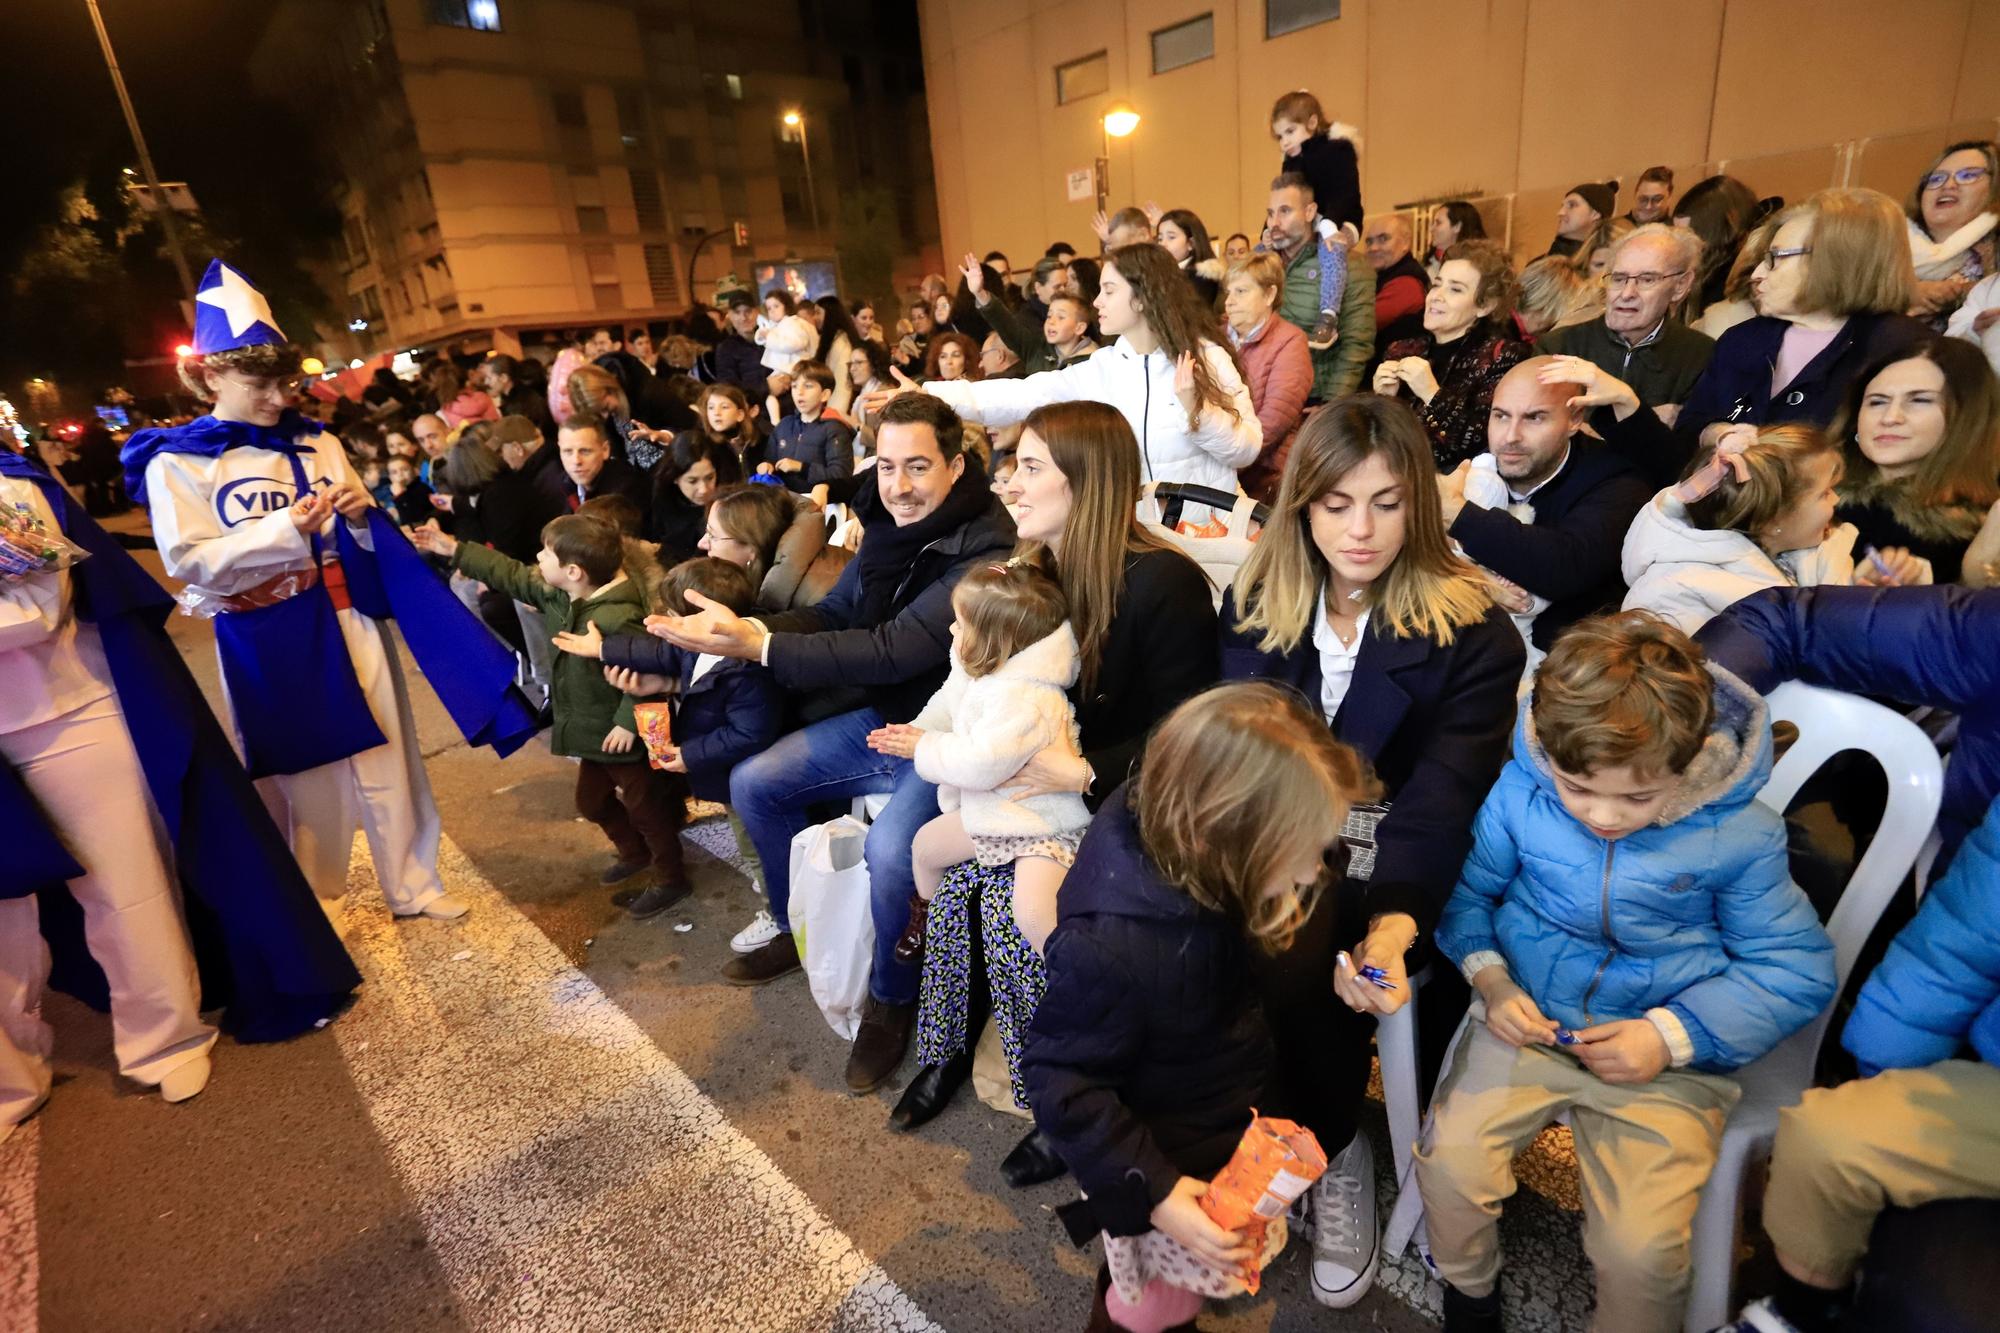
[0, 502, 90, 583]
[1198, 1113, 1329, 1294]
[788, 816, 874, 1039]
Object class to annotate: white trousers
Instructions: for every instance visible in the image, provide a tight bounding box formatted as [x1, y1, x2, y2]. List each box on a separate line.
[0, 694, 216, 1127]
[238, 608, 446, 915]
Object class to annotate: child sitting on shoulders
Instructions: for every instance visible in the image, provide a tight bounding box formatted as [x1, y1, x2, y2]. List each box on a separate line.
[869, 559, 1091, 961]
[551, 556, 782, 932]
[1622, 424, 1856, 635]
[1022, 681, 1380, 1332]
[1416, 612, 1836, 1333]
[1270, 88, 1361, 349]
[412, 513, 691, 920]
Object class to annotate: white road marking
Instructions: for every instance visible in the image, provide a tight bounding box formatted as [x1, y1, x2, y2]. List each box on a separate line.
[325, 835, 941, 1332]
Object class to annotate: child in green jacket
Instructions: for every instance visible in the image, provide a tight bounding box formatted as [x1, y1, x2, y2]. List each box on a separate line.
[414, 513, 691, 918]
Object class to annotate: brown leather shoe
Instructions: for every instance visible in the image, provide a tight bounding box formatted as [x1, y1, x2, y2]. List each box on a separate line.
[844, 995, 914, 1093]
[721, 933, 800, 986]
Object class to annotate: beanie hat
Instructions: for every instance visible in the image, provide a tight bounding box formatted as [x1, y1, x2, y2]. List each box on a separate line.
[1569, 181, 1618, 219]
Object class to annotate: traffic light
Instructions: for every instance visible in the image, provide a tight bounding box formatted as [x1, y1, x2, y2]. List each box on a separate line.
[732, 220, 750, 248]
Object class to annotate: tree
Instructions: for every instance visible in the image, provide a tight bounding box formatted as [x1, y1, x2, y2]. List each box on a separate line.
[835, 185, 901, 314]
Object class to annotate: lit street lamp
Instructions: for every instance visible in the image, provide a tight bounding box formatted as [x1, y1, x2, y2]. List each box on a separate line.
[782, 109, 823, 243]
[1095, 101, 1141, 217]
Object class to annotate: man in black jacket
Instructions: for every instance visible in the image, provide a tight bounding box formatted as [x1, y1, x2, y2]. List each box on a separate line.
[713, 294, 769, 399]
[539, 414, 650, 525]
[1441, 357, 1651, 650]
[1536, 225, 1715, 420]
[481, 354, 556, 441]
[649, 393, 1015, 1090]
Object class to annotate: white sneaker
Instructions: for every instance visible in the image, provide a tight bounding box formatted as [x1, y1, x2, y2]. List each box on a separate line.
[1717, 1298, 1806, 1333]
[396, 893, 470, 922]
[731, 910, 782, 954]
[160, 1053, 212, 1104]
[1310, 1130, 1379, 1309]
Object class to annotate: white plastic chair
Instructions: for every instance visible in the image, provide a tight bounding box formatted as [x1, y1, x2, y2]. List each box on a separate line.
[1137, 482, 1264, 611]
[1374, 683, 1943, 1331]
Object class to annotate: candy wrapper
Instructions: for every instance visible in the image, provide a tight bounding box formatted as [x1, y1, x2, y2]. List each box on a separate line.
[633, 702, 674, 769]
[1197, 1113, 1328, 1293]
[0, 502, 90, 583]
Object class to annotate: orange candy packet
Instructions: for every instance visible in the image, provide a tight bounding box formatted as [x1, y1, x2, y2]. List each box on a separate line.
[632, 702, 674, 770]
[1197, 1113, 1329, 1293]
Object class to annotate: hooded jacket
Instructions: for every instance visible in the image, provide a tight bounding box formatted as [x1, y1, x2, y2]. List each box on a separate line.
[1621, 486, 1857, 635]
[925, 335, 1260, 497]
[909, 622, 1092, 842]
[1842, 795, 2000, 1076]
[1022, 784, 1274, 1236]
[1437, 667, 1836, 1073]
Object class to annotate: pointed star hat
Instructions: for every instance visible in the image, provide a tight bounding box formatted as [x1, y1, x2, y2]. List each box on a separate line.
[192, 258, 288, 354]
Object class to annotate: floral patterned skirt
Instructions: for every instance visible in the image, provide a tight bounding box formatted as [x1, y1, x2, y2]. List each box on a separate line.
[1102, 1215, 1289, 1305]
[913, 859, 1046, 1110]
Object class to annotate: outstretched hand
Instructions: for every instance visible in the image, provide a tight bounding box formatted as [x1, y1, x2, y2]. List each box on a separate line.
[648, 588, 764, 659]
[958, 252, 985, 298]
[857, 365, 921, 417]
[408, 519, 458, 557]
[866, 722, 923, 759]
[1090, 209, 1112, 244]
[551, 620, 605, 659]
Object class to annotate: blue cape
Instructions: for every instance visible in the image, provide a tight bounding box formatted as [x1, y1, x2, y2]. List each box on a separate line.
[0, 449, 360, 1041]
[121, 410, 323, 507]
[116, 414, 540, 766]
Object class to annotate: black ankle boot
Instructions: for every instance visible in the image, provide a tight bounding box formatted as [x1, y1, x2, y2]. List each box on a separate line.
[888, 1047, 973, 1133]
[1442, 1281, 1503, 1333]
[1000, 1127, 1067, 1188]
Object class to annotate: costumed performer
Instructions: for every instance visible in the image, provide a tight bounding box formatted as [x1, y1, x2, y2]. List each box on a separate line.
[121, 260, 538, 921]
[1, 440, 361, 1140]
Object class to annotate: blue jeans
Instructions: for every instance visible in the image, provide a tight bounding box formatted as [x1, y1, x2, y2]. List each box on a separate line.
[729, 706, 939, 1005]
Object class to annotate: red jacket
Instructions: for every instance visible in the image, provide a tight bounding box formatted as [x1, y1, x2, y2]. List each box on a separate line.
[1232, 316, 1314, 503]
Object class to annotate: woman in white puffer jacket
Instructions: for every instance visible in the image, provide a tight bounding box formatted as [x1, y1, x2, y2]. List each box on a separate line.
[867, 561, 1092, 958]
[893, 244, 1260, 516]
[1621, 423, 1858, 635]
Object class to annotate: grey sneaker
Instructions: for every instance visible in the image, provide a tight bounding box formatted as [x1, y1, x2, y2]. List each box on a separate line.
[1309, 1130, 1379, 1309]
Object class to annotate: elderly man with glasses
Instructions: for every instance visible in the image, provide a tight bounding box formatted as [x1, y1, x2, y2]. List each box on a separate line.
[1537, 223, 1716, 424]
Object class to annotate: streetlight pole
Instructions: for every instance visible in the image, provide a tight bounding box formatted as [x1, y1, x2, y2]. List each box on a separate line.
[83, 0, 198, 315]
[784, 109, 823, 245]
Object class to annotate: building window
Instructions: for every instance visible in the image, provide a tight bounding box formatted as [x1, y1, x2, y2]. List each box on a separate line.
[342, 216, 370, 266]
[428, 0, 501, 31]
[551, 90, 587, 129]
[1055, 51, 1108, 106]
[725, 74, 743, 100]
[1151, 14, 1213, 73]
[1266, 0, 1338, 39]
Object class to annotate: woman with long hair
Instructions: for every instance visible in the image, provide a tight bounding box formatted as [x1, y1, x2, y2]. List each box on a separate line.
[881, 243, 1258, 513]
[1156, 207, 1224, 306]
[897, 399, 1219, 1181]
[923, 331, 983, 383]
[1830, 334, 2000, 586]
[699, 483, 852, 613]
[648, 435, 742, 561]
[1514, 255, 1604, 339]
[1373, 239, 1529, 470]
[1674, 175, 1763, 325]
[813, 294, 867, 415]
[1221, 393, 1523, 1311]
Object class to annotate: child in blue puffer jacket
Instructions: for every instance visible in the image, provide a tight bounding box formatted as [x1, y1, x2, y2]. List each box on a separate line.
[1416, 612, 1835, 1333]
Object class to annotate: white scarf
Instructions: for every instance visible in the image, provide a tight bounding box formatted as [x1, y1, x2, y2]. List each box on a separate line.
[1907, 213, 1997, 280]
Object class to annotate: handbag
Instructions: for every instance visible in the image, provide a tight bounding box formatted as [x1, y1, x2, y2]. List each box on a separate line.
[787, 815, 875, 1039]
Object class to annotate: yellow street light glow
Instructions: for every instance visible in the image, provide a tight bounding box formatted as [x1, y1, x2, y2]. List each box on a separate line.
[782, 110, 801, 127]
[1103, 103, 1141, 138]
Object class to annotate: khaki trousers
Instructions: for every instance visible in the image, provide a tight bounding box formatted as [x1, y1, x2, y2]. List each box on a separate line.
[1765, 1059, 2000, 1286]
[1413, 1013, 1739, 1333]
[0, 695, 215, 1127]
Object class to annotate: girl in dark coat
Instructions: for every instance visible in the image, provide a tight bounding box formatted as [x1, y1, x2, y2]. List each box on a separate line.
[1221, 394, 1523, 1311]
[1023, 681, 1378, 1332]
[899, 401, 1219, 1181]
